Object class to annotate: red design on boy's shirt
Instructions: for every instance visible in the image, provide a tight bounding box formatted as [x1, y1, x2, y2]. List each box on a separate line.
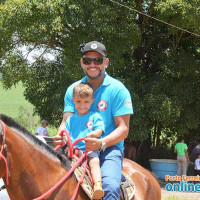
[86, 120, 93, 130]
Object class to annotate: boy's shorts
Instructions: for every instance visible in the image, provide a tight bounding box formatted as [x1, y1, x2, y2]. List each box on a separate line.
[87, 150, 100, 158]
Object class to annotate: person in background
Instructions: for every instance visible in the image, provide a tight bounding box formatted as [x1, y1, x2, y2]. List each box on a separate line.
[35, 119, 49, 136]
[174, 136, 190, 176]
[194, 153, 200, 176]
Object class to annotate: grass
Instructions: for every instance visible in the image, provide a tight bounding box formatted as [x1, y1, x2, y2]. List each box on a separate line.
[0, 81, 34, 118]
[0, 81, 57, 135]
[162, 198, 188, 200]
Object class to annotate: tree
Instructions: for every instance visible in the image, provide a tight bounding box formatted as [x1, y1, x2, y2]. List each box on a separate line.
[0, 0, 139, 124]
[0, 0, 200, 155]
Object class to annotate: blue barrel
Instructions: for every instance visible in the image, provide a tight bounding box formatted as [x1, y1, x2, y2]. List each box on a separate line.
[149, 159, 178, 179]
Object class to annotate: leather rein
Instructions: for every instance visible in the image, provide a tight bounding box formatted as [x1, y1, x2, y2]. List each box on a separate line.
[34, 130, 91, 200]
[0, 125, 91, 200]
[0, 120, 10, 186]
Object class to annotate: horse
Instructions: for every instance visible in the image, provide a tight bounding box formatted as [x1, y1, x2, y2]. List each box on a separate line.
[124, 141, 136, 161]
[0, 115, 161, 200]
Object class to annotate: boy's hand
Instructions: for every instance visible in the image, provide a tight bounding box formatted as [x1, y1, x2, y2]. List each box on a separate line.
[53, 133, 67, 147]
[85, 133, 94, 138]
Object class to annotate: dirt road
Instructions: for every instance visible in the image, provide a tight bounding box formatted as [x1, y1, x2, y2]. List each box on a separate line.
[0, 179, 9, 200]
[160, 179, 200, 200]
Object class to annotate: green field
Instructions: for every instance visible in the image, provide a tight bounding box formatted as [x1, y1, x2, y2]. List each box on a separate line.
[0, 81, 34, 118]
[0, 81, 57, 135]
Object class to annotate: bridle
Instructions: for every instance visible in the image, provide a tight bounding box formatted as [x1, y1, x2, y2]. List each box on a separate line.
[33, 130, 90, 200]
[0, 120, 10, 186]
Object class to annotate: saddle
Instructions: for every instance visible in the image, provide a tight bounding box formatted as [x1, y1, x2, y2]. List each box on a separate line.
[44, 137, 135, 199]
[71, 153, 135, 200]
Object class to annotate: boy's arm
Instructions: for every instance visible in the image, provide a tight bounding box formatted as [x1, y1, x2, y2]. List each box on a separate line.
[57, 112, 74, 135]
[195, 160, 197, 169]
[85, 129, 103, 138]
[54, 112, 73, 147]
[35, 127, 39, 135]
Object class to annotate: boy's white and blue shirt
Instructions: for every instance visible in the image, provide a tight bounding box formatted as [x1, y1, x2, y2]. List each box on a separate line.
[64, 73, 134, 152]
[65, 112, 104, 150]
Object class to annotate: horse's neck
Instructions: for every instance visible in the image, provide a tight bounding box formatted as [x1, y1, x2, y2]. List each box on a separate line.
[4, 125, 71, 199]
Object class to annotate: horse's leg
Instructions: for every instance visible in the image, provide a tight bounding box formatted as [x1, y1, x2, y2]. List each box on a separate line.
[122, 158, 161, 200]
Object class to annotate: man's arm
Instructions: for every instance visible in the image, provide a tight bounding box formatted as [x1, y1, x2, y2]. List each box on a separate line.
[84, 114, 130, 151]
[185, 149, 190, 162]
[101, 114, 130, 147]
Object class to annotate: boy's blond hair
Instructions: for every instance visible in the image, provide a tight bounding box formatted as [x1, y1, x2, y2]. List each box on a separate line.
[73, 83, 94, 98]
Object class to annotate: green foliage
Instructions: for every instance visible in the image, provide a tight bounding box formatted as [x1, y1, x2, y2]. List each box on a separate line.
[0, 0, 200, 151]
[15, 106, 39, 128]
[156, 0, 200, 32]
[14, 105, 57, 137]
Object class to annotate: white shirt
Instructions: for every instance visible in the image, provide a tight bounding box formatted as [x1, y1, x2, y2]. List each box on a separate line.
[195, 158, 200, 170]
[36, 126, 48, 136]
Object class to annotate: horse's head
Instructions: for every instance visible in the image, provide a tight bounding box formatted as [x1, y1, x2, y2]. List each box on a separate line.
[0, 120, 3, 143]
[0, 120, 10, 183]
[0, 120, 6, 178]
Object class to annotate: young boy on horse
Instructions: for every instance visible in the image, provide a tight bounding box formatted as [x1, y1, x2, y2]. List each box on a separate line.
[65, 83, 105, 199]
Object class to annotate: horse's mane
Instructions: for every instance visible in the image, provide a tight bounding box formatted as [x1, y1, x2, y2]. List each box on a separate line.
[0, 114, 71, 170]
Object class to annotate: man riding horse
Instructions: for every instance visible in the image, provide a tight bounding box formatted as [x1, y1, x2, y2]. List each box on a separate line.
[54, 41, 133, 199]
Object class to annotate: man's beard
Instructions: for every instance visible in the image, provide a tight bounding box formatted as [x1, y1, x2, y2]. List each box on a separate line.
[84, 69, 105, 80]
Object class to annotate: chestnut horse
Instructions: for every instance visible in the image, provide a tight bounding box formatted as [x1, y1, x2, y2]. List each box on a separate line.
[0, 115, 161, 200]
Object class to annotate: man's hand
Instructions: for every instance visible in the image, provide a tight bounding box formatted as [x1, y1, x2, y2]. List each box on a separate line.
[84, 137, 102, 151]
[53, 133, 67, 147]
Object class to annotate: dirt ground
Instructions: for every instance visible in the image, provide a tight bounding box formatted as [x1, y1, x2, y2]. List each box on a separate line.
[1, 178, 200, 200]
[161, 188, 200, 200]
[159, 179, 200, 200]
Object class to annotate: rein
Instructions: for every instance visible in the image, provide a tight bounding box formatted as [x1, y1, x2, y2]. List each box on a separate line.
[0, 120, 10, 185]
[0, 123, 91, 200]
[34, 130, 91, 200]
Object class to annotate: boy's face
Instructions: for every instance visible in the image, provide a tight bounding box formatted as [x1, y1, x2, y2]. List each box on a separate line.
[42, 123, 48, 128]
[73, 95, 94, 115]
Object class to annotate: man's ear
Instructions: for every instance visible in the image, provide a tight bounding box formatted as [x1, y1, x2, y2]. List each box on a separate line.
[80, 58, 84, 69]
[105, 58, 109, 68]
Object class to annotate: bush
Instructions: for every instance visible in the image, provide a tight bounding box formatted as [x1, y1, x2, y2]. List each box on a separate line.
[15, 106, 58, 137]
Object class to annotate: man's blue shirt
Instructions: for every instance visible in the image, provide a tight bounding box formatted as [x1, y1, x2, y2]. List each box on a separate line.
[64, 73, 133, 152]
